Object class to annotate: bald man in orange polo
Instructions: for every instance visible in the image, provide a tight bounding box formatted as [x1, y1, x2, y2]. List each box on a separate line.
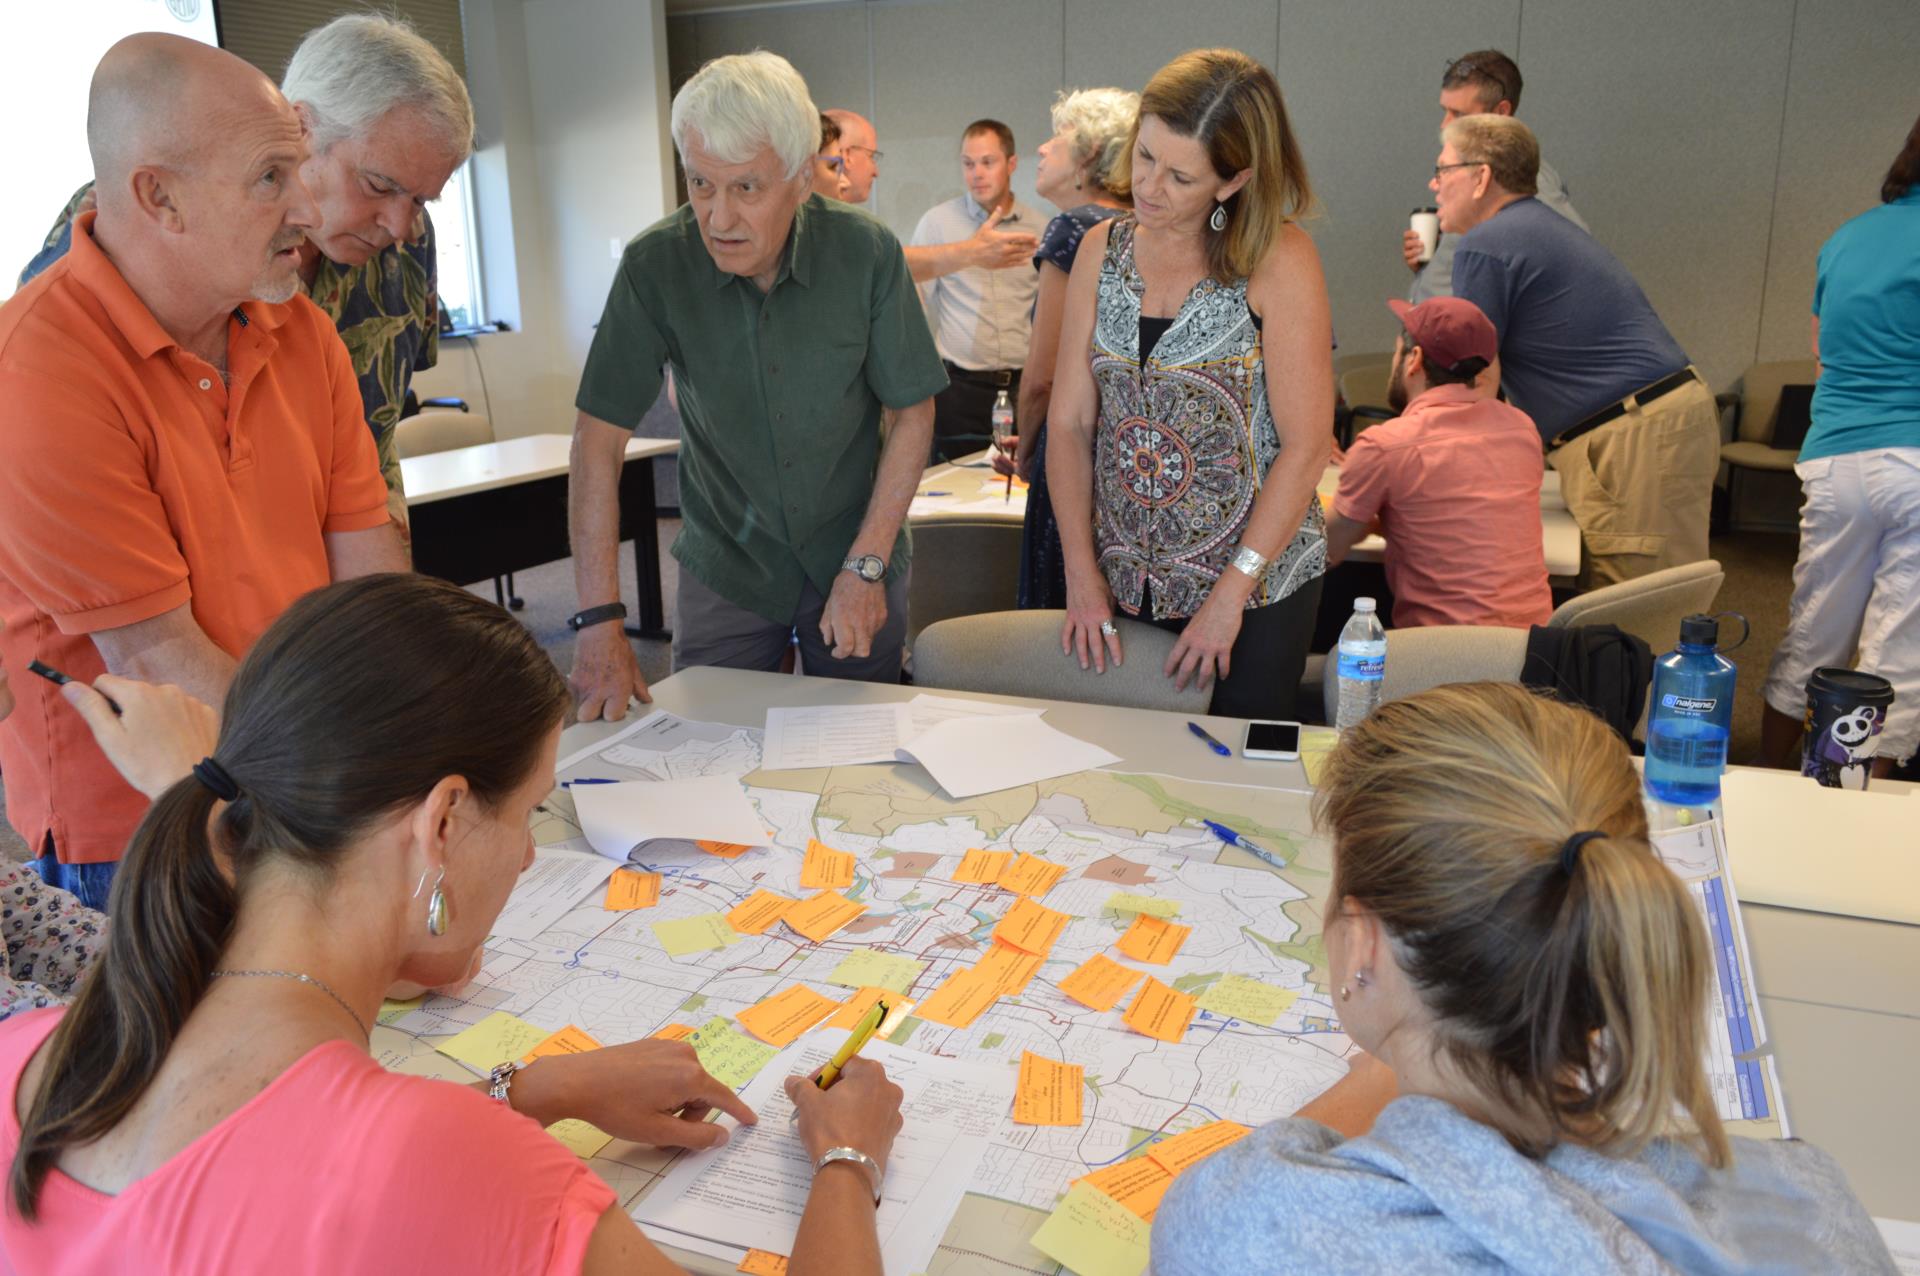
[0, 35, 407, 905]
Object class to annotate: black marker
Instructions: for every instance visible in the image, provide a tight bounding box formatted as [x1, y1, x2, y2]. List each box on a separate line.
[27, 660, 123, 716]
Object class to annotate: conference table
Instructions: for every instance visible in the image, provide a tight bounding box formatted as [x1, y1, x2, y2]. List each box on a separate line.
[402, 433, 681, 638]
[548, 668, 1917, 1270]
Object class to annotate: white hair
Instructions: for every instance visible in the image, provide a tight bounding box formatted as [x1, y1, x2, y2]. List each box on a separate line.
[1051, 86, 1140, 196]
[282, 14, 474, 160]
[671, 51, 817, 181]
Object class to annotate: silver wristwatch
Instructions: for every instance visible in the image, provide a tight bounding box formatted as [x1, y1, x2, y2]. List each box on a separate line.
[488, 1059, 523, 1105]
[841, 553, 886, 583]
[815, 1145, 883, 1205]
[1228, 544, 1270, 578]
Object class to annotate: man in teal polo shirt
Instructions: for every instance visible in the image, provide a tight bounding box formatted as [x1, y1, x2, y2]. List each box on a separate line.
[567, 52, 945, 720]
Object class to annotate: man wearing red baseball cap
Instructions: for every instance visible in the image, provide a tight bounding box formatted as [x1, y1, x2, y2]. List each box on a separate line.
[1325, 296, 1552, 629]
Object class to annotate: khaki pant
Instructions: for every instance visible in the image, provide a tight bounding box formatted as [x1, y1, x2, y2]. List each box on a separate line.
[1548, 374, 1719, 587]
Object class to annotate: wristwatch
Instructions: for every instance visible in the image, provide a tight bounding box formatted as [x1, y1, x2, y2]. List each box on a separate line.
[840, 553, 886, 583]
[488, 1059, 523, 1105]
[815, 1145, 883, 1206]
[567, 602, 628, 631]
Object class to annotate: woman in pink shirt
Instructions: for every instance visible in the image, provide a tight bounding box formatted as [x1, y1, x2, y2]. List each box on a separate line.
[0, 574, 903, 1276]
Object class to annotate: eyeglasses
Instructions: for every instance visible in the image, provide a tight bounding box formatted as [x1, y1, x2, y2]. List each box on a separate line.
[820, 155, 846, 173]
[1433, 161, 1486, 180]
[843, 144, 884, 162]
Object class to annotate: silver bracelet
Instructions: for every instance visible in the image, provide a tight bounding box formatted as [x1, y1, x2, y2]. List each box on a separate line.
[1229, 544, 1269, 578]
[815, 1145, 883, 1206]
[488, 1059, 523, 1105]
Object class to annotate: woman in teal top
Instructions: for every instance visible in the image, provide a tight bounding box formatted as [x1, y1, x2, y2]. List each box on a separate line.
[1760, 113, 1920, 774]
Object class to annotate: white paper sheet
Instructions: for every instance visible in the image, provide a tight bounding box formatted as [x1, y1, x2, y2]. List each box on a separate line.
[1876, 1218, 1920, 1274]
[490, 840, 618, 940]
[570, 776, 768, 862]
[634, 1031, 1014, 1276]
[761, 703, 915, 770]
[894, 715, 1120, 798]
[905, 693, 1043, 735]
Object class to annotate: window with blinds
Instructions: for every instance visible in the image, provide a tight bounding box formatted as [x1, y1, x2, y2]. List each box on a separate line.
[217, 0, 466, 84]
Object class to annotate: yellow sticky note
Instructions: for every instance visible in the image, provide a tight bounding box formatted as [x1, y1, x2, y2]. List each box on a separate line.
[653, 911, 742, 957]
[1076, 1157, 1175, 1222]
[688, 1017, 779, 1088]
[998, 852, 1068, 898]
[604, 868, 661, 910]
[1115, 913, 1190, 965]
[737, 984, 840, 1046]
[377, 995, 423, 1025]
[523, 1024, 601, 1062]
[728, 889, 797, 936]
[801, 838, 856, 889]
[1058, 953, 1146, 1012]
[828, 949, 925, 995]
[436, 1011, 551, 1072]
[1195, 975, 1298, 1026]
[1123, 977, 1195, 1043]
[1300, 727, 1338, 788]
[953, 848, 1012, 884]
[1030, 1183, 1152, 1276]
[1105, 893, 1181, 918]
[1146, 1120, 1252, 1175]
[545, 1117, 614, 1159]
[914, 969, 1000, 1028]
[784, 891, 867, 942]
[1013, 1050, 1084, 1126]
[697, 839, 755, 858]
[652, 1023, 697, 1041]
[826, 986, 912, 1031]
[973, 940, 1043, 996]
[993, 895, 1072, 956]
[737, 1250, 789, 1275]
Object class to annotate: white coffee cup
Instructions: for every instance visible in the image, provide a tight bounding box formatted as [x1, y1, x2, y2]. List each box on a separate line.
[1410, 207, 1439, 263]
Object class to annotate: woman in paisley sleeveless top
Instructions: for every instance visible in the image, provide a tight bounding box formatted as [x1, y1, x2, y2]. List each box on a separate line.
[1048, 49, 1333, 719]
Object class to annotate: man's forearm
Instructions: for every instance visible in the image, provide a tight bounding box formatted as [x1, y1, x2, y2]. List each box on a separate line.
[903, 242, 967, 284]
[324, 522, 410, 579]
[569, 413, 630, 607]
[93, 606, 237, 710]
[849, 399, 934, 562]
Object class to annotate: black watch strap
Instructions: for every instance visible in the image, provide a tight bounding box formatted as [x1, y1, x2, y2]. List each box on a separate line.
[567, 602, 629, 632]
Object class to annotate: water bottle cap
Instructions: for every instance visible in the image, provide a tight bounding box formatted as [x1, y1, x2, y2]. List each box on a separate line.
[1679, 613, 1718, 646]
[1354, 598, 1376, 613]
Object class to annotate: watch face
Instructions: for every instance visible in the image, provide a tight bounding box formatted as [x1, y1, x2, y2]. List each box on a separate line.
[850, 555, 885, 581]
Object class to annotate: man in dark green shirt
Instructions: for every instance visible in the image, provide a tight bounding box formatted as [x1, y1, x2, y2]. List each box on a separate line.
[568, 52, 945, 720]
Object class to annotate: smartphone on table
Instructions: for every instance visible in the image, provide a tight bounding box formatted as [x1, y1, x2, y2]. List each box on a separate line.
[1241, 720, 1301, 761]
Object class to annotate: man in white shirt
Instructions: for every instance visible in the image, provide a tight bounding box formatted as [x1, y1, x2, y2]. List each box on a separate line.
[910, 120, 1042, 461]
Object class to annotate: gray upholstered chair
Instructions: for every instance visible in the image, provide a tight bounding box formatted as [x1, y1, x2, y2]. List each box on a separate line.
[1310, 626, 1527, 724]
[905, 519, 1023, 645]
[1721, 359, 1817, 529]
[394, 408, 493, 458]
[912, 611, 1210, 713]
[1547, 558, 1724, 655]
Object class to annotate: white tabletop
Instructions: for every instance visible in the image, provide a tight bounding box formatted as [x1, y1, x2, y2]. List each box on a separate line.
[569, 669, 1918, 1221]
[402, 433, 680, 506]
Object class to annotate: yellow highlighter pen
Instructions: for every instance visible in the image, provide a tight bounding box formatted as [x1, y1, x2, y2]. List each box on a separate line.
[816, 999, 890, 1091]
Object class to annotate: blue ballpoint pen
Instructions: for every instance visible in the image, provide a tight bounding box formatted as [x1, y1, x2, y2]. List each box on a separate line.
[1202, 818, 1288, 871]
[1186, 721, 1231, 757]
[561, 777, 618, 788]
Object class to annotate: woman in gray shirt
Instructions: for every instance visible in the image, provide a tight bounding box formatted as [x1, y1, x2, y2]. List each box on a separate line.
[1152, 683, 1893, 1274]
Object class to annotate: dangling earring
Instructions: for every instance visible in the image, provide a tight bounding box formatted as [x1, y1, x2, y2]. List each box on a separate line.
[1209, 201, 1228, 232]
[414, 866, 450, 937]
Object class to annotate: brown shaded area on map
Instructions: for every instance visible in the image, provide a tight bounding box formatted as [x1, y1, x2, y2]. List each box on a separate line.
[1079, 854, 1155, 885]
[879, 852, 941, 879]
[842, 914, 895, 935]
[933, 933, 982, 952]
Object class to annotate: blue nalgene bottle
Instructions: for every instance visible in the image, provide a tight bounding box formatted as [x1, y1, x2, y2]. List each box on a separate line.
[1645, 612, 1743, 805]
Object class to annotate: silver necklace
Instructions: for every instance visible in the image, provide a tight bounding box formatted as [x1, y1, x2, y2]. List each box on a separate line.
[210, 968, 370, 1038]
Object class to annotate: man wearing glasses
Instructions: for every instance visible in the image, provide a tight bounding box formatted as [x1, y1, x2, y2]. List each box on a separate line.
[1403, 50, 1586, 303]
[824, 108, 881, 203]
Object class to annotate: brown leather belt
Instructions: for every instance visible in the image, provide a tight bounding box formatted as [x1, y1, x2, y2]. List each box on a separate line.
[1550, 367, 1698, 450]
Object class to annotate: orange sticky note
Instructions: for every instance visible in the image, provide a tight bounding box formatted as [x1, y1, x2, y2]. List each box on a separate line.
[1116, 913, 1190, 965]
[1146, 1120, 1253, 1175]
[736, 984, 839, 1046]
[993, 896, 1072, 956]
[697, 840, 755, 858]
[914, 969, 1000, 1028]
[652, 1023, 697, 1041]
[522, 1024, 601, 1062]
[1057, 953, 1147, 1012]
[953, 848, 1012, 884]
[737, 1251, 789, 1276]
[604, 868, 661, 910]
[1123, 976, 1195, 1042]
[974, 940, 1043, 996]
[826, 986, 912, 1031]
[1013, 1050, 1084, 1126]
[997, 852, 1068, 898]
[801, 839, 856, 889]
[1076, 1156, 1176, 1221]
[728, 889, 797, 936]
[784, 891, 867, 942]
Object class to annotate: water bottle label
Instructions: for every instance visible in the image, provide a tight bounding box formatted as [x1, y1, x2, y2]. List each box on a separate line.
[1336, 652, 1385, 681]
[1660, 694, 1717, 713]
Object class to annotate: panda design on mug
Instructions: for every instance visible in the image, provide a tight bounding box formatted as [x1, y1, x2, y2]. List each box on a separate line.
[1820, 706, 1882, 768]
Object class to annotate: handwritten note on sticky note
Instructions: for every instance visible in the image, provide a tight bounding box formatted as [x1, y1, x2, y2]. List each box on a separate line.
[737, 985, 840, 1046]
[1123, 977, 1195, 1043]
[1013, 1050, 1084, 1126]
[1196, 975, 1298, 1026]
[1030, 1183, 1152, 1276]
[953, 848, 1012, 884]
[688, 1017, 779, 1088]
[697, 840, 755, 858]
[436, 1011, 551, 1072]
[998, 852, 1068, 898]
[827, 986, 909, 1031]
[524, 1024, 601, 1062]
[914, 969, 1000, 1028]
[652, 1023, 697, 1041]
[546, 1117, 614, 1159]
[737, 1250, 789, 1275]
[1076, 1157, 1175, 1222]
[801, 839, 856, 889]
[1058, 953, 1147, 1012]
[653, 911, 741, 957]
[784, 891, 867, 942]
[1146, 1120, 1252, 1175]
[1105, 893, 1180, 918]
[994, 895, 1071, 956]
[828, 948, 925, 995]
[973, 940, 1043, 996]
[1116, 913, 1190, 964]
[728, 889, 797, 936]
[604, 868, 661, 910]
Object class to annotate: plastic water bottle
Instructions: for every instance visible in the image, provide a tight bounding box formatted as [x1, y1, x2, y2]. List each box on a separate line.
[990, 389, 1015, 448]
[1335, 598, 1387, 730]
[1644, 612, 1743, 805]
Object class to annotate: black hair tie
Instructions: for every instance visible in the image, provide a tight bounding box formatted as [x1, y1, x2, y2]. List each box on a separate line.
[1559, 830, 1605, 876]
[192, 757, 241, 802]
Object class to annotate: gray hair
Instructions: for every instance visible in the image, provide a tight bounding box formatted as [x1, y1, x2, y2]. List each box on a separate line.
[671, 51, 817, 182]
[1442, 114, 1539, 196]
[283, 14, 474, 160]
[1051, 86, 1140, 197]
